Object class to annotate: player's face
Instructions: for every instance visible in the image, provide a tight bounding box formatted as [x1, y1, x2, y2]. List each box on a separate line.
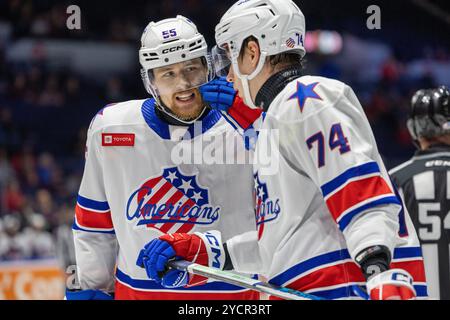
[152, 58, 206, 121]
[225, 43, 266, 105]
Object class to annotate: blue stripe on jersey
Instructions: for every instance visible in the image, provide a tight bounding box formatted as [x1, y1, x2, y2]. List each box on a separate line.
[310, 285, 360, 300]
[321, 162, 381, 198]
[141, 99, 170, 139]
[393, 247, 423, 259]
[77, 194, 110, 211]
[338, 196, 401, 231]
[115, 268, 248, 291]
[312, 284, 428, 299]
[221, 111, 240, 131]
[141, 99, 223, 140]
[270, 249, 351, 286]
[72, 221, 115, 234]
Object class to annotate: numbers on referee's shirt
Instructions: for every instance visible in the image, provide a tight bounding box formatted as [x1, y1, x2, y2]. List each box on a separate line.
[413, 170, 450, 299]
[418, 204, 450, 241]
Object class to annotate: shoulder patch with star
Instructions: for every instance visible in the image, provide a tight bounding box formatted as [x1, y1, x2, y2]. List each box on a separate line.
[288, 81, 322, 113]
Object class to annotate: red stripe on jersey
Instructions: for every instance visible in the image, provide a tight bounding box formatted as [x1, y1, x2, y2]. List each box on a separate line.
[326, 175, 393, 221]
[144, 181, 175, 227]
[391, 259, 427, 283]
[114, 280, 259, 300]
[157, 190, 187, 233]
[227, 96, 262, 129]
[284, 261, 365, 293]
[256, 197, 264, 240]
[75, 204, 113, 230]
[137, 177, 162, 201]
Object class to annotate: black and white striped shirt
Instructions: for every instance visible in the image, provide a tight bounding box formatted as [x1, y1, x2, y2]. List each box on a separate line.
[390, 145, 450, 300]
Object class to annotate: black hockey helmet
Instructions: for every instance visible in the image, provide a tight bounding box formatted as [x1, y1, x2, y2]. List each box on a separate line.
[407, 85, 450, 142]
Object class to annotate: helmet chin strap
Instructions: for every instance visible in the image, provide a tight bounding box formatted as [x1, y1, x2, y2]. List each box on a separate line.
[232, 51, 267, 110]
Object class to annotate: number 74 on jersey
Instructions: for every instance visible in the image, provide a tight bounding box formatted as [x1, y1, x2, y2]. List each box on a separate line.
[306, 123, 351, 168]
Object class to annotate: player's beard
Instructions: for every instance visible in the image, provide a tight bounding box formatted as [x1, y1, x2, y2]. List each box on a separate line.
[160, 88, 205, 122]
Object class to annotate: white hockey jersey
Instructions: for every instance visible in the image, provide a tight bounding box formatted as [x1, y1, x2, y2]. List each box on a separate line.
[73, 98, 260, 300]
[227, 76, 428, 299]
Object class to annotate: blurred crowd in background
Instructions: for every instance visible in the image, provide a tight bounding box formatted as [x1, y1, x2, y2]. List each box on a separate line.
[0, 0, 449, 269]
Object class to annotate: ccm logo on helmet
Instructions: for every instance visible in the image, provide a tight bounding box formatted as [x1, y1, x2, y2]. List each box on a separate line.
[162, 45, 185, 54]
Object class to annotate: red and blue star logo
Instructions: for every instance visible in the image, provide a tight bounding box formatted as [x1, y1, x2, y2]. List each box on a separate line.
[288, 82, 322, 112]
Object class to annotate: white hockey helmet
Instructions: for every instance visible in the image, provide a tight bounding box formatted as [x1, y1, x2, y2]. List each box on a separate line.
[214, 0, 306, 108]
[139, 15, 213, 101]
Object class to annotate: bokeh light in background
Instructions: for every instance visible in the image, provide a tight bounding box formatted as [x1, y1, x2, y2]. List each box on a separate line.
[0, 0, 449, 299]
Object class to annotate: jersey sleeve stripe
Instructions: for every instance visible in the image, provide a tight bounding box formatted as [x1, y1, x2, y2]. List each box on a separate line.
[77, 194, 110, 211]
[268, 248, 428, 299]
[282, 262, 365, 292]
[337, 196, 400, 231]
[72, 221, 115, 234]
[393, 247, 423, 259]
[321, 162, 381, 197]
[75, 204, 114, 230]
[326, 175, 394, 217]
[324, 173, 400, 231]
[270, 249, 351, 286]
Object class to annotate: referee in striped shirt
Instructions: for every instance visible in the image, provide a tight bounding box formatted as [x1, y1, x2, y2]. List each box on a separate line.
[390, 85, 450, 300]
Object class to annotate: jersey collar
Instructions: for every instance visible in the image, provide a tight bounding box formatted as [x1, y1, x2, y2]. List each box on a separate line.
[141, 99, 222, 140]
[255, 65, 303, 112]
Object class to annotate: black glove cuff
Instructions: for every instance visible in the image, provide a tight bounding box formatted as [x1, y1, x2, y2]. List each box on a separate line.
[355, 245, 391, 280]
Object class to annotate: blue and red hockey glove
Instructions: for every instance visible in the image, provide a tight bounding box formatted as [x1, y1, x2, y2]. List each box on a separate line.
[136, 231, 225, 289]
[364, 269, 416, 300]
[200, 77, 236, 111]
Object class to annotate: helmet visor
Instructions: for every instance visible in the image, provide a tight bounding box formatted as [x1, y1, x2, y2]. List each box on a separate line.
[148, 57, 212, 97]
[211, 45, 231, 78]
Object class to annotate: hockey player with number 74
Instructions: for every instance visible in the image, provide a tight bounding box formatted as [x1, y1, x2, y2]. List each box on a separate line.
[140, 0, 429, 300]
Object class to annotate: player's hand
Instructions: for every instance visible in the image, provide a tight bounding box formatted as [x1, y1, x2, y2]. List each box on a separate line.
[136, 231, 225, 288]
[65, 289, 114, 300]
[366, 269, 416, 300]
[200, 77, 236, 111]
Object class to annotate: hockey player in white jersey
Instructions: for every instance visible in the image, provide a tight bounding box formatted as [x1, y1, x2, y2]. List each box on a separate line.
[141, 0, 428, 300]
[68, 15, 261, 300]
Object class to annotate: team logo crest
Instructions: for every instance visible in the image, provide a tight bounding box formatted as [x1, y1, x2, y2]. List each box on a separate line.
[254, 172, 280, 239]
[126, 167, 220, 233]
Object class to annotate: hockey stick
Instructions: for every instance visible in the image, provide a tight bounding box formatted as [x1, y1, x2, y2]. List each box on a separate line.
[168, 260, 324, 301]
